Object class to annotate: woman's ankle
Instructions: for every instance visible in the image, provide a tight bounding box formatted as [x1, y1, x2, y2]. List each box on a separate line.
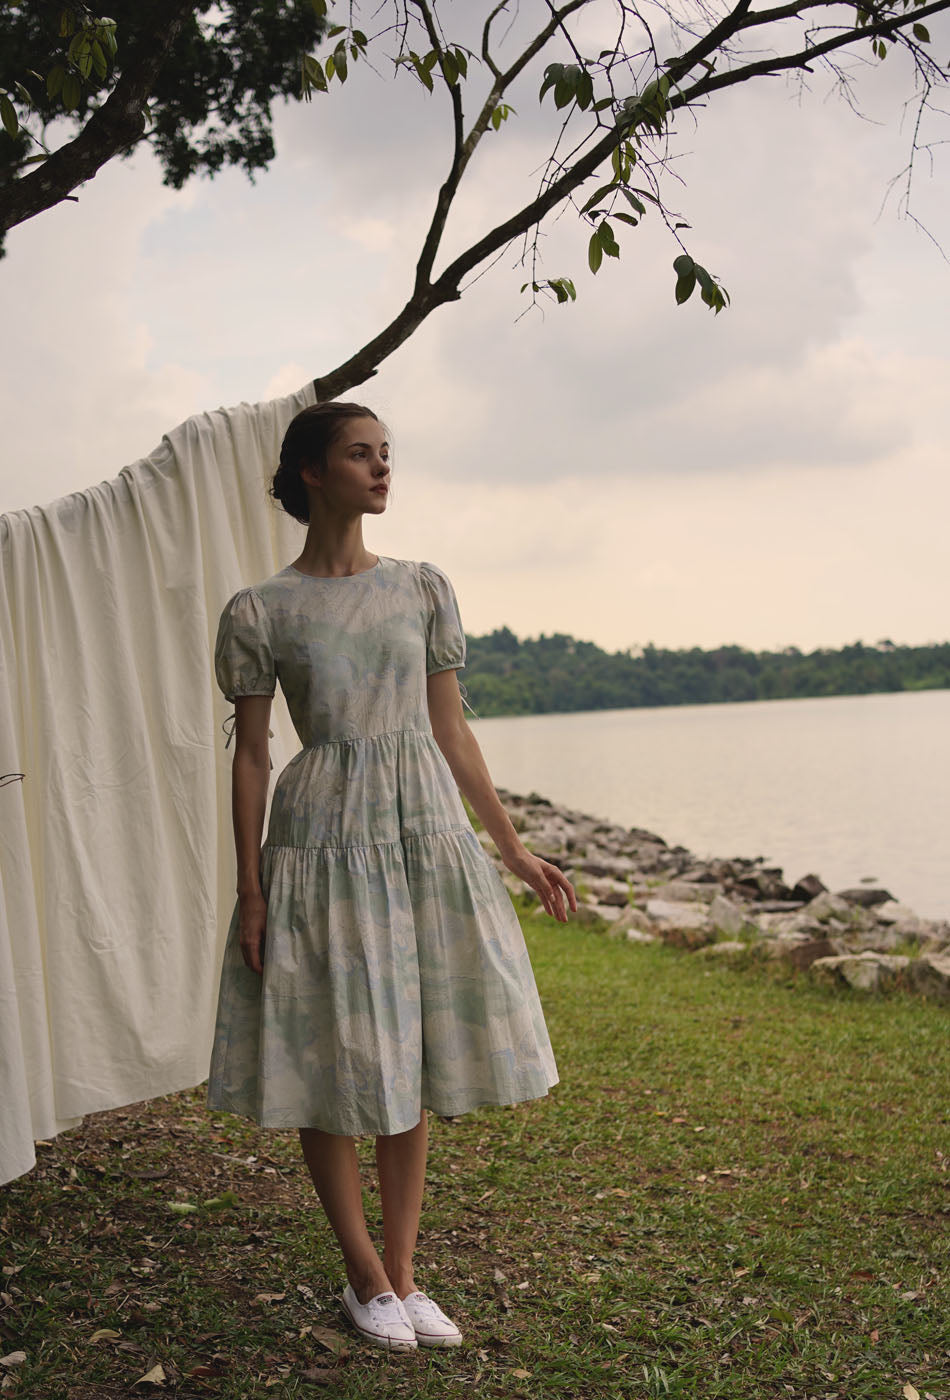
[346, 1263, 393, 1305]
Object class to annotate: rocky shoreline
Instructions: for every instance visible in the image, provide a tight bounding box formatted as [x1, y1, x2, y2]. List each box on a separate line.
[480, 788, 950, 1001]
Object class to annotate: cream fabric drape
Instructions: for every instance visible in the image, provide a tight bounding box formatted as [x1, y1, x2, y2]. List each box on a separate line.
[0, 382, 316, 1186]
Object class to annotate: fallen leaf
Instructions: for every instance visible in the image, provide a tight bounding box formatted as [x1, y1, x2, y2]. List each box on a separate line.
[512, 1368, 531, 1379]
[310, 1325, 348, 1356]
[869, 1328, 879, 1342]
[89, 1328, 122, 1344]
[253, 1293, 287, 1305]
[300, 1365, 336, 1385]
[733, 1267, 750, 1278]
[902, 1385, 920, 1400]
[132, 1362, 166, 1388]
[167, 1202, 198, 1216]
[297, 1283, 315, 1301]
[0, 1354, 26, 1368]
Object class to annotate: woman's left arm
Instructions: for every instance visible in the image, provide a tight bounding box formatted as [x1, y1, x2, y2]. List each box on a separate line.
[426, 668, 577, 923]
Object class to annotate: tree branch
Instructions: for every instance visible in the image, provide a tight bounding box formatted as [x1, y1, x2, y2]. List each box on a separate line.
[0, 0, 195, 238]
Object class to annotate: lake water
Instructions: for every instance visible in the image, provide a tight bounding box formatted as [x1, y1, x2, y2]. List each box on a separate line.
[470, 688, 950, 921]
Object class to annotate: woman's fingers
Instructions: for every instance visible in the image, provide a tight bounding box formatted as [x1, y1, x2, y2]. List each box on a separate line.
[240, 922, 265, 975]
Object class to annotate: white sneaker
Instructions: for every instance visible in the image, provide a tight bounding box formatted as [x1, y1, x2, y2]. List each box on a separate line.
[400, 1290, 463, 1348]
[339, 1284, 418, 1350]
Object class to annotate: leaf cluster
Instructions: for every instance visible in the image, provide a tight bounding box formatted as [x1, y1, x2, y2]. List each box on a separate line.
[0, 1, 327, 191]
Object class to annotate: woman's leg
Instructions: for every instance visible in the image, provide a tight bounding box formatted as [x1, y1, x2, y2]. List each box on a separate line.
[375, 1113, 428, 1300]
[299, 1128, 390, 1303]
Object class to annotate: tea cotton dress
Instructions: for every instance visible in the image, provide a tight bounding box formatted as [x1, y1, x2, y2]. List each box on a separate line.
[207, 556, 558, 1135]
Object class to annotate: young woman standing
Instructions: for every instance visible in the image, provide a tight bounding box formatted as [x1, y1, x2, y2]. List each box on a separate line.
[208, 402, 575, 1350]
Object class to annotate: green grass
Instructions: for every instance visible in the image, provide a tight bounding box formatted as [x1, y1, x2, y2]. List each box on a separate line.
[1, 919, 947, 1399]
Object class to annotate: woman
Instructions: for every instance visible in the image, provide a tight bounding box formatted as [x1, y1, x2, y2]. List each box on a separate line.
[208, 401, 575, 1352]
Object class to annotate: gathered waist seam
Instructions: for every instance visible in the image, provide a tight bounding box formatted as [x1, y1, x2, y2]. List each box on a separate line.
[293, 727, 433, 752]
[263, 824, 473, 854]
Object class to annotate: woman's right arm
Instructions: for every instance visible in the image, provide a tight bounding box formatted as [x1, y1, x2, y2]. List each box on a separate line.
[232, 694, 273, 974]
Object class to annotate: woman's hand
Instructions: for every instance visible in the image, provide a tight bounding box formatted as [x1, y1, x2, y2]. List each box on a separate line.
[238, 892, 267, 975]
[503, 847, 577, 923]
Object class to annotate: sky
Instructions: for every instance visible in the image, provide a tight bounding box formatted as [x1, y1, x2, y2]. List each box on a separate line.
[2, 1, 949, 655]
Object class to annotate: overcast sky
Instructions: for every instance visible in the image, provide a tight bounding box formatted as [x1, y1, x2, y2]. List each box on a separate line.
[2, 2, 949, 653]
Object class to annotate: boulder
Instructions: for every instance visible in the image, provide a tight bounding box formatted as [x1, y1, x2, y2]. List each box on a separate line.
[599, 888, 630, 908]
[791, 873, 827, 901]
[809, 951, 910, 993]
[836, 887, 895, 909]
[709, 894, 746, 937]
[645, 899, 711, 931]
[775, 937, 841, 970]
[648, 879, 715, 904]
[874, 900, 922, 926]
[805, 891, 854, 923]
[615, 906, 657, 935]
[907, 953, 950, 1003]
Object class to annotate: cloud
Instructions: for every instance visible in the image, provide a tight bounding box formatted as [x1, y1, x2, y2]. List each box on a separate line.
[1, 5, 948, 651]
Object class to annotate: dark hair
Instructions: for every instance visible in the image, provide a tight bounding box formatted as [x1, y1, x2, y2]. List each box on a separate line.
[270, 401, 380, 525]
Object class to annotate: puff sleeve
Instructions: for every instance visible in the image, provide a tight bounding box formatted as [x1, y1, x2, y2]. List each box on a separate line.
[419, 560, 467, 676]
[214, 587, 276, 702]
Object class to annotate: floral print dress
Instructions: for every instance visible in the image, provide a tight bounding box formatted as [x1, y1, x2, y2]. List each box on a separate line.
[207, 556, 558, 1135]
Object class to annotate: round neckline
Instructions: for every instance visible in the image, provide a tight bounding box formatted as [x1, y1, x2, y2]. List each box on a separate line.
[287, 556, 382, 580]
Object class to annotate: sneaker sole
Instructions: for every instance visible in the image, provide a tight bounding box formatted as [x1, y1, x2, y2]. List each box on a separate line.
[415, 1330, 463, 1348]
[339, 1295, 418, 1351]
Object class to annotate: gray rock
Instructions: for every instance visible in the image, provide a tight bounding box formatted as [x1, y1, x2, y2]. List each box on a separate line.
[791, 873, 827, 901]
[775, 937, 841, 970]
[599, 889, 630, 907]
[907, 953, 950, 1002]
[805, 891, 854, 923]
[625, 928, 660, 945]
[836, 887, 895, 908]
[809, 951, 910, 992]
[697, 940, 747, 958]
[645, 899, 711, 930]
[874, 900, 922, 926]
[709, 894, 746, 937]
[648, 879, 716, 904]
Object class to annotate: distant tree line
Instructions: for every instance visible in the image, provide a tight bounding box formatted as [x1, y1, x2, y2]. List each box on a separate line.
[461, 630, 950, 717]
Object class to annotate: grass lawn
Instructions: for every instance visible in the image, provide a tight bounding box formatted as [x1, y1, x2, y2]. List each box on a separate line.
[1, 913, 947, 1399]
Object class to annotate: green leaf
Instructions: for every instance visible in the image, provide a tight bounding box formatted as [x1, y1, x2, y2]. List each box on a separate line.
[548, 277, 577, 304]
[623, 189, 646, 217]
[539, 63, 563, 104]
[613, 211, 639, 227]
[302, 54, 327, 94]
[61, 72, 81, 112]
[675, 270, 696, 305]
[168, 1201, 198, 1216]
[453, 47, 469, 80]
[599, 220, 620, 258]
[14, 81, 33, 107]
[333, 48, 348, 83]
[442, 50, 459, 86]
[0, 95, 18, 138]
[588, 230, 603, 274]
[672, 253, 695, 278]
[580, 181, 617, 215]
[912, 21, 930, 40]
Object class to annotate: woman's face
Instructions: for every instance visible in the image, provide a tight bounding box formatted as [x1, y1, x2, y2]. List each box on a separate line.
[304, 416, 391, 515]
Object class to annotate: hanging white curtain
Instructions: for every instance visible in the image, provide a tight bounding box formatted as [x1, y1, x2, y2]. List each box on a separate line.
[0, 382, 316, 1186]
